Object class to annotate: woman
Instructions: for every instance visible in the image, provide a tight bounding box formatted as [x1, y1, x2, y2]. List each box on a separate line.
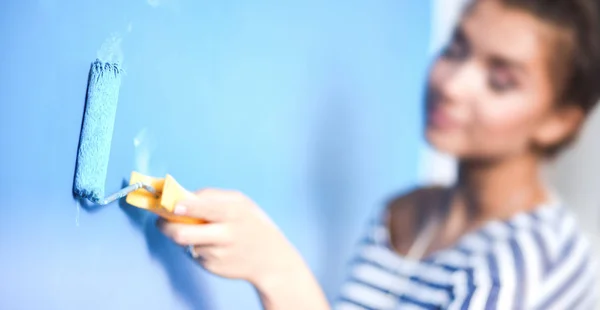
[158, 0, 600, 309]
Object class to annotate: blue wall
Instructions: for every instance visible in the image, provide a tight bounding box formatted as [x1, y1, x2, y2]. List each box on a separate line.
[0, 0, 431, 309]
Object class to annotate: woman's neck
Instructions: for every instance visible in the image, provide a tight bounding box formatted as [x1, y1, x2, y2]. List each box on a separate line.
[454, 152, 549, 223]
[416, 152, 550, 258]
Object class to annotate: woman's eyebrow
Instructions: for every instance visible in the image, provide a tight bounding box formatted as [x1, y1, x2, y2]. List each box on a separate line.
[488, 55, 528, 75]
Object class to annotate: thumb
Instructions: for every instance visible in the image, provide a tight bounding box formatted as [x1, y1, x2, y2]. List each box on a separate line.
[173, 194, 230, 222]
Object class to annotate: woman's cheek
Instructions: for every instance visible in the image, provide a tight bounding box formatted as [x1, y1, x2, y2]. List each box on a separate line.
[472, 98, 538, 148]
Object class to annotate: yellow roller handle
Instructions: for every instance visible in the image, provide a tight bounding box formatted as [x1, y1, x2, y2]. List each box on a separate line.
[125, 171, 205, 224]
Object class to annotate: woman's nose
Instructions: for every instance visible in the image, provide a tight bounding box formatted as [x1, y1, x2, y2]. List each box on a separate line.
[438, 61, 480, 102]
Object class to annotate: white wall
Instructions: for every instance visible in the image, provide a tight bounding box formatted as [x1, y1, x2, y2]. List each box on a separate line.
[544, 107, 600, 303]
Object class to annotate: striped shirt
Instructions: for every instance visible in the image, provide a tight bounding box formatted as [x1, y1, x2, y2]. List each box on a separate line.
[335, 200, 598, 310]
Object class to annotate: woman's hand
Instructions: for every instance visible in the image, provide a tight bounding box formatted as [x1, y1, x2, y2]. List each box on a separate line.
[157, 189, 300, 287]
[158, 189, 330, 309]
[158, 189, 330, 310]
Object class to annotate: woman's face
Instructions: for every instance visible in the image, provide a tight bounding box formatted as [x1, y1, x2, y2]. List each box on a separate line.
[425, 0, 569, 160]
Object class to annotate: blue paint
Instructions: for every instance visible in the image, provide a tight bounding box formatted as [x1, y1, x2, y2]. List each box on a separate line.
[0, 0, 431, 309]
[74, 60, 122, 202]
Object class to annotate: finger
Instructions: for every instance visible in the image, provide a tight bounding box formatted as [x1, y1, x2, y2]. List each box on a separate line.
[187, 246, 227, 273]
[194, 188, 245, 204]
[158, 222, 229, 246]
[186, 244, 204, 260]
[193, 188, 226, 197]
[187, 245, 217, 260]
[173, 194, 233, 222]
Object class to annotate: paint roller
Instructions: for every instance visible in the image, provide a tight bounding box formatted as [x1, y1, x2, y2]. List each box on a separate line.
[73, 59, 203, 224]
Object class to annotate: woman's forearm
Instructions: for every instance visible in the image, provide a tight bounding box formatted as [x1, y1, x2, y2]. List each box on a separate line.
[252, 254, 331, 310]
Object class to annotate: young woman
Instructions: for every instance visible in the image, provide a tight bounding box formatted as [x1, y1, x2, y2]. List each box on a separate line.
[158, 0, 600, 309]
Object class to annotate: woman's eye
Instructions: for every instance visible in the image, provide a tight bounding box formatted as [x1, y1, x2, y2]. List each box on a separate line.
[489, 70, 517, 92]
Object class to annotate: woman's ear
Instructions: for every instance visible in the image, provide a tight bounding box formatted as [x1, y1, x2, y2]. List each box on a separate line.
[532, 105, 585, 150]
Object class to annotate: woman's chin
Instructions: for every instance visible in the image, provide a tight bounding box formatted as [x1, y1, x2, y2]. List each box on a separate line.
[424, 128, 463, 157]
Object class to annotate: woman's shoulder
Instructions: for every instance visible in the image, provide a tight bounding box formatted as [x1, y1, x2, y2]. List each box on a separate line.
[384, 185, 450, 254]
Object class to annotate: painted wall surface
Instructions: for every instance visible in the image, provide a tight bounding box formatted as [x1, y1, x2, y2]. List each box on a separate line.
[0, 0, 431, 309]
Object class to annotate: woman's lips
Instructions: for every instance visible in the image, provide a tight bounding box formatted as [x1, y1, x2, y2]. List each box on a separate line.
[427, 106, 459, 130]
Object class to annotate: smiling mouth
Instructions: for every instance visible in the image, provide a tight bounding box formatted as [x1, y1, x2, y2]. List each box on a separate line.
[426, 99, 461, 130]
[425, 87, 461, 130]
